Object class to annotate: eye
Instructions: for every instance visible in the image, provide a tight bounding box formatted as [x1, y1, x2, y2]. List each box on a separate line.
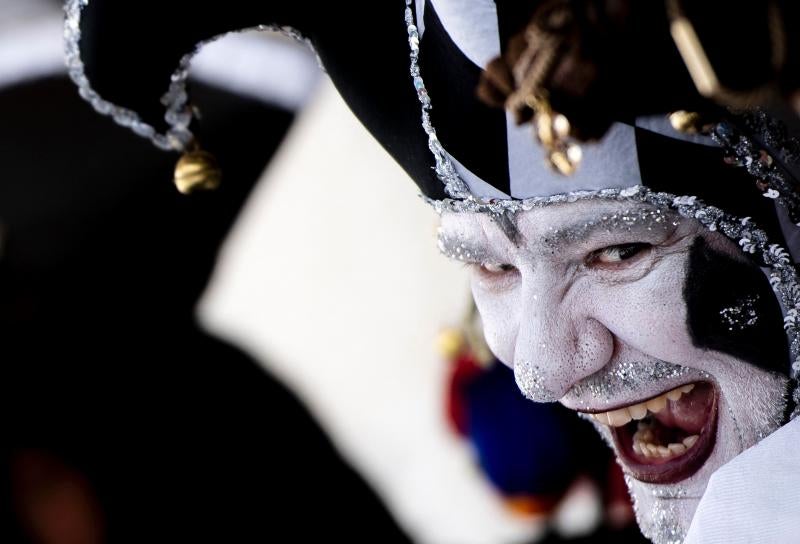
[472, 261, 520, 291]
[480, 262, 516, 274]
[586, 242, 652, 267]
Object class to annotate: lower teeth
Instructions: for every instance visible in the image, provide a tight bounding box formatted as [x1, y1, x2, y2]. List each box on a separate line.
[632, 422, 699, 460]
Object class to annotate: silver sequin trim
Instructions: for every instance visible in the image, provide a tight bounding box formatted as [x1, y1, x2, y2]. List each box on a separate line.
[64, 0, 314, 151]
[711, 118, 800, 227]
[404, 0, 471, 200]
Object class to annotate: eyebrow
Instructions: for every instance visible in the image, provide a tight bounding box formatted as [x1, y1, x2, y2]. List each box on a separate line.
[437, 208, 677, 264]
[541, 208, 675, 251]
[437, 210, 523, 264]
[437, 229, 497, 264]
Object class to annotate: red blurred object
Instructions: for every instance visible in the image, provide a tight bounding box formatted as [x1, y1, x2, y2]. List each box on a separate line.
[446, 352, 484, 436]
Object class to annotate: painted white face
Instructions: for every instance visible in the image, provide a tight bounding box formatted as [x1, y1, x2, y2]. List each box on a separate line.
[438, 199, 789, 543]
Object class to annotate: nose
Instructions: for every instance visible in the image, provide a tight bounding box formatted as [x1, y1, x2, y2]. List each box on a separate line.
[512, 274, 615, 402]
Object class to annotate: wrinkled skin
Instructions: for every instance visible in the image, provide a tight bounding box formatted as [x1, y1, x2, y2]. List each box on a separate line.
[438, 199, 788, 542]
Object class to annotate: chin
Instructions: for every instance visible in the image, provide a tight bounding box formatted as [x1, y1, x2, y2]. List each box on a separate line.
[563, 357, 788, 544]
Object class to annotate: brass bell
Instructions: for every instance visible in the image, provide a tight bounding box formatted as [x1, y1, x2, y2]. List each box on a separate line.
[669, 110, 703, 134]
[552, 113, 571, 138]
[536, 111, 555, 147]
[548, 150, 575, 176]
[173, 147, 222, 194]
[547, 143, 582, 176]
[526, 94, 581, 176]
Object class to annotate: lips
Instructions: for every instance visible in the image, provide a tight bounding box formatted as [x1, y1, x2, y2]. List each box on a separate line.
[581, 381, 717, 484]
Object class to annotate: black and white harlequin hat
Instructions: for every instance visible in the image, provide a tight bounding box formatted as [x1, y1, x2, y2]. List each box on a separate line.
[67, 1, 800, 391]
[67, 1, 798, 219]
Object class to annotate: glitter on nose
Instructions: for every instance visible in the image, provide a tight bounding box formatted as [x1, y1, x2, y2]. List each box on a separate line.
[514, 360, 561, 402]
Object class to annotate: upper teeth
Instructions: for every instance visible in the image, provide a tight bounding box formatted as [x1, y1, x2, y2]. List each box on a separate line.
[588, 384, 695, 427]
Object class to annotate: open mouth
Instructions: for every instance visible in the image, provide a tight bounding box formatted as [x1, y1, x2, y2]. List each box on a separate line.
[582, 381, 717, 484]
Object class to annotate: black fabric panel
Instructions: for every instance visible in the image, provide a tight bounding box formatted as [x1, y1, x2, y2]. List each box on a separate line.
[683, 238, 790, 376]
[635, 127, 789, 249]
[681, 0, 775, 94]
[312, 2, 446, 199]
[494, 0, 538, 54]
[781, 0, 800, 93]
[80, 1, 304, 134]
[419, 3, 511, 195]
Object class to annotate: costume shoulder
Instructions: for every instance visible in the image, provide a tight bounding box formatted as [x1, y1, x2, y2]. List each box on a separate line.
[685, 416, 800, 543]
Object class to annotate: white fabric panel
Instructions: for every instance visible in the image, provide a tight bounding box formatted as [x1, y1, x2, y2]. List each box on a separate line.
[427, 0, 500, 69]
[191, 32, 321, 112]
[685, 416, 800, 544]
[415, 0, 426, 38]
[506, 119, 642, 199]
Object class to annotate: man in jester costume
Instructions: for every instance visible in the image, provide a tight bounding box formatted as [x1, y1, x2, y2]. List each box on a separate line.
[66, 1, 800, 541]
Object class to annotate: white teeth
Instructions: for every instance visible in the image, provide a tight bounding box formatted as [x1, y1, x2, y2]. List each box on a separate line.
[580, 383, 700, 460]
[668, 443, 687, 455]
[585, 384, 705, 463]
[631, 427, 701, 461]
[666, 389, 683, 401]
[608, 408, 632, 427]
[586, 383, 697, 427]
[629, 403, 648, 420]
[646, 395, 668, 414]
[592, 412, 611, 425]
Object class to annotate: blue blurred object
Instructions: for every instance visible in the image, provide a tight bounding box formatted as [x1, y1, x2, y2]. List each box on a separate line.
[464, 361, 599, 502]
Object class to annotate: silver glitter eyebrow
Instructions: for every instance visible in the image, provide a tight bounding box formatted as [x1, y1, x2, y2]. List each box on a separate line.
[437, 208, 678, 264]
[541, 208, 677, 251]
[436, 230, 497, 264]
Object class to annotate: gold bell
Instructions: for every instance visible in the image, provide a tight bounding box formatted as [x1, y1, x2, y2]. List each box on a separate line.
[548, 150, 574, 175]
[173, 147, 222, 194]
[669, 110, 703, 134]
[536, 111, 555, 147]
[547, 143, 582, 176]
[527, 94, 581, 176]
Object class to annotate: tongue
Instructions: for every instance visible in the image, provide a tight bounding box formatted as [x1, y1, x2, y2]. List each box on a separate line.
[652, 384, 713, 435]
